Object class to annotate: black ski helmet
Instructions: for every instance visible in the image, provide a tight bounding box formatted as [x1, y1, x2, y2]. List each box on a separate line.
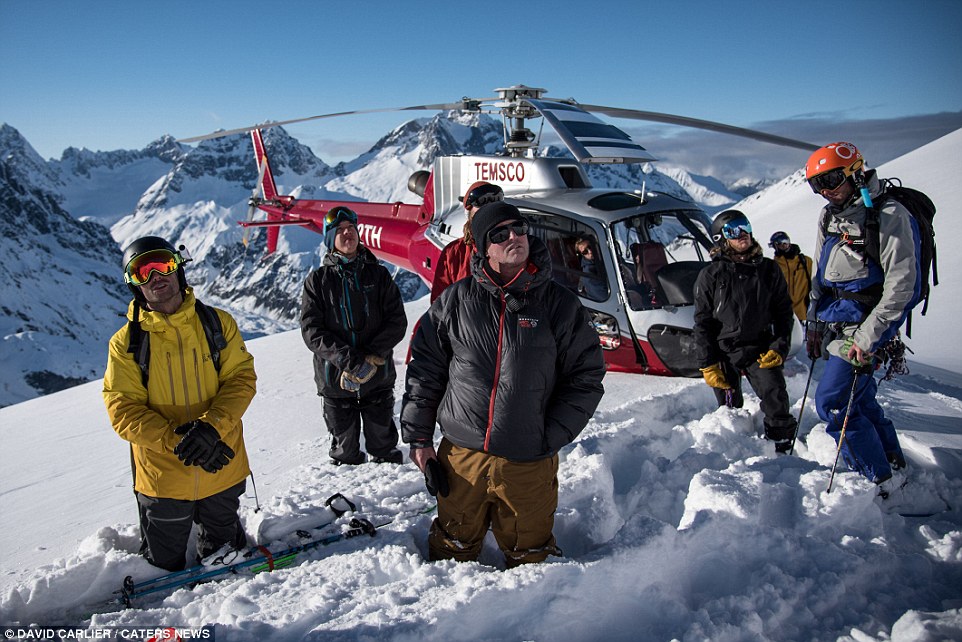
[710, 209, 752, 245]
[121, 236, 188, 303]
[769, 231, 790, 248]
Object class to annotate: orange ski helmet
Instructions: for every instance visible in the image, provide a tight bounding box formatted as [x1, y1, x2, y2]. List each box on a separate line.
[805, 142, 865, 192]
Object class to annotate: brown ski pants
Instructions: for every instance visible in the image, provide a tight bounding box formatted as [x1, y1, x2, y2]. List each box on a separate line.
[428, 439, 562, 568]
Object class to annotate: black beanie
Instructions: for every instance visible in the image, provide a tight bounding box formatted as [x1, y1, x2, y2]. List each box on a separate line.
[471, 201, 525, 252]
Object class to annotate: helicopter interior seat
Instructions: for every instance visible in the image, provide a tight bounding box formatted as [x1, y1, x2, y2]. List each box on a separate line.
[630, 242, 669, 306]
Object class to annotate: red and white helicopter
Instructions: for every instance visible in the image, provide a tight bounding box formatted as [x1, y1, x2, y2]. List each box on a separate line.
[180, 85, 816, 377]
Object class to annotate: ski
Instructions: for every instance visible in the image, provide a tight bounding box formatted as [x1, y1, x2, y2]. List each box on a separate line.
[116, 492, 360, 606]
[117, 517, 376, 606]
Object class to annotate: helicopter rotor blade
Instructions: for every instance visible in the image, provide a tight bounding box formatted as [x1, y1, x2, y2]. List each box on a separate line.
[178, 100, 492, 143]
[578, 104, 819, 151]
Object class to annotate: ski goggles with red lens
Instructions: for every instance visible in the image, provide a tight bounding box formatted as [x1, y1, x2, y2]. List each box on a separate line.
[125, 249, 183, 286]
[323, 207, 358, 232]
[808, 168, 847, 193]
[720, 217, 752, 240]
[487, 220, 529, 244]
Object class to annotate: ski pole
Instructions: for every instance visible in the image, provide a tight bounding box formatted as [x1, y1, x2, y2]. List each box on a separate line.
[788, 357, 817, 456]
[826, 369, 860, 493]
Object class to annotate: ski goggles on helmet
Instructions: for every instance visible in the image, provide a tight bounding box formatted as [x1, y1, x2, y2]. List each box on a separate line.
[464, 183, 504, 209]
[124, 248, 183, 286]
[487, 220, 529, 244]
[323, 207, 358, 233]
[720, 216, 752, 240]
[769, 233, 790, 248]
[808, 168, 848, 193]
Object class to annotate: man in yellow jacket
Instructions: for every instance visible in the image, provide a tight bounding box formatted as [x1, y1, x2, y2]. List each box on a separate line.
[769, 231, 813, 324]
[103, 236, 257, 571]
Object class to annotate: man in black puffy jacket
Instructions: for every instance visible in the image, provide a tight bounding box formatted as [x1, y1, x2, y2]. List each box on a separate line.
[301, 206, 407, 466]
[693, 209, 797, 454]
[401, 201, 606, 567]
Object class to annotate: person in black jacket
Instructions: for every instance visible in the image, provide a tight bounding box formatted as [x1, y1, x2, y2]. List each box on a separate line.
[693, 209, 797, 454]
[401, 201, 606, 568]
[301, 206, 407, 466]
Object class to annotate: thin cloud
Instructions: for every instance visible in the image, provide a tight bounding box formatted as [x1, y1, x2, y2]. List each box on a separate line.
[626, 112, 962, 184]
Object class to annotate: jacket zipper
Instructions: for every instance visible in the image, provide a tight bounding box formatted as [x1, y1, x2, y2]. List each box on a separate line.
[483, 293, 508, 451]
[193, 348, 203, 404]
[165, 316, 199, 499]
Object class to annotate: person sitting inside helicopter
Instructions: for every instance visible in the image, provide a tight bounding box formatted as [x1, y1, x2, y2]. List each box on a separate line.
[574, 236, 608, 301]
[430, 181, 503, 302]
[693, 210, 798, 454]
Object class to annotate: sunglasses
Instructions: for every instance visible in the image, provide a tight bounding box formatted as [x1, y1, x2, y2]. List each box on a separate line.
[465, 184, 504, 208]
[323, 207, 358, 231]
[721, 218, 752, 240]
[487, 220, 529, 244]
[808, 168, 847, 193]
[125, 249, 183, 286]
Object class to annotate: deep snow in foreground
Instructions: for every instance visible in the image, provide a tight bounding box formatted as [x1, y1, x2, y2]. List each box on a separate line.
[1, 293, 961, 641]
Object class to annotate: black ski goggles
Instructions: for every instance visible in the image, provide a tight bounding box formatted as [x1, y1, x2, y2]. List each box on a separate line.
[808, 168, 847, 193]
[487, 220, 529, 245]
[463, 183, 504, 209]
[323, 207, 358, 232]
[125, 249, 183, 286]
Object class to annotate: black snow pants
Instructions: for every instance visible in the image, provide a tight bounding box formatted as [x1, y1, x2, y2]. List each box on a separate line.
[322, 389, 401, 464]
[713, 359, 797, 443]
[136, 480, 247, 572]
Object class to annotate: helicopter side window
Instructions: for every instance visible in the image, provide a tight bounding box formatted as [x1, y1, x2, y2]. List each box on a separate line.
[522, 212, 609, 302]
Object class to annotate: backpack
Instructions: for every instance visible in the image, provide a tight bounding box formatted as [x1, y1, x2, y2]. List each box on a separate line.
[127, 299, 228, 387]
[820, 177, 937, 330]
[866, 178, 938, 315]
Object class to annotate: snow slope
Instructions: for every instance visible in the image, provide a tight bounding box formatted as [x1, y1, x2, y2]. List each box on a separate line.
[1, 292, 961, 641]
[735, 128, 962, 373]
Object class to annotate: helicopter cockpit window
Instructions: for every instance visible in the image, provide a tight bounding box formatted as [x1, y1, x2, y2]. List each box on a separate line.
[520, 210, 609, 302]
[612, 210, 713, 311]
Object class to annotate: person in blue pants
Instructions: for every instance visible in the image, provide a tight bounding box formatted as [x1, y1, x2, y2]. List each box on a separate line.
[803, 142, 920, 501]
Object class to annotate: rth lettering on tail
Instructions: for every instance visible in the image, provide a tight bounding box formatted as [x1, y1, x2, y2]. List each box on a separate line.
[358, 223, 383, 249]
[474, 161, 526, 183]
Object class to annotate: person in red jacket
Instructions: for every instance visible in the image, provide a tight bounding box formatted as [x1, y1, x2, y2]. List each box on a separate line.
[429, 181, 503, 302]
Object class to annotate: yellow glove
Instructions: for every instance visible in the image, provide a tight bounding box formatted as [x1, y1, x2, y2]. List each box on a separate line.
[699, 363, 731, 389]
[757, 350, 784, 369]
[365, 354, 387, 367]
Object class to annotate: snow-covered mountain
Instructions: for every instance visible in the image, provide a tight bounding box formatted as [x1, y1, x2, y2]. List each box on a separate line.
[0, 127, 129, 406]
[54, 135, 188, 226]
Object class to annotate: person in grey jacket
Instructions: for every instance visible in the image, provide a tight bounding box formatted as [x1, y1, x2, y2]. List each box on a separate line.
[401, 201, 606, 568]
[804, 142, 919, 500]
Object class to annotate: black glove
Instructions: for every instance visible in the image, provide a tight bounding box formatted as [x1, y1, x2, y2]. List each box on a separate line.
[200, 440, 235, 473]
[174, 420, 220, 467]
[806, 322, 825, 360]
[424, 458, 449, 497]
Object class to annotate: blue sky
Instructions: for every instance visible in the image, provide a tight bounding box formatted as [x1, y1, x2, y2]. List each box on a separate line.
[1, 0, 960, 179]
